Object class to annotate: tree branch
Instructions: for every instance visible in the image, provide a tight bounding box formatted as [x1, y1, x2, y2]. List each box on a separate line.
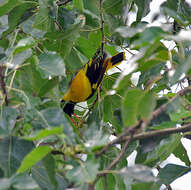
[97, 122, 191, 157]
[96, 86, 191, 158]
[120, 122, 191, 143]
[0, 65, 8, 106]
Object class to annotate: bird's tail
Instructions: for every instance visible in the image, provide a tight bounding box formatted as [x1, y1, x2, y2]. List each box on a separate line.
[105, 52, 126, 72]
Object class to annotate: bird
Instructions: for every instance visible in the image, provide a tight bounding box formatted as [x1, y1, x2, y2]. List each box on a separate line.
[61, 48, 126, 125]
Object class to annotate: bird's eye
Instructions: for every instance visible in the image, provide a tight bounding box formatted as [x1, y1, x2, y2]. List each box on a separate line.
[60, 99, 65, 103]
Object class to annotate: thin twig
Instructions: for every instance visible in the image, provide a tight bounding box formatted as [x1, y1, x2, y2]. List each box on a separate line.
[151, 85, 191, 120]
[0, 65, 8, 106]
[99, 0, 105, 56]
[56, 0, 72, 6]
[107, 137, 132, 170]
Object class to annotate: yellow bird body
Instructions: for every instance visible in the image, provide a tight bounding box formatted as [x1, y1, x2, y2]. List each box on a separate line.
[61, 49, 126, 117]
[63, 69, 92, 102]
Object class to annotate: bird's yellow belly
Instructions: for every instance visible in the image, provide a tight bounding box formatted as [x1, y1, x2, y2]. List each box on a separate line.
[64, 70, 92, 103]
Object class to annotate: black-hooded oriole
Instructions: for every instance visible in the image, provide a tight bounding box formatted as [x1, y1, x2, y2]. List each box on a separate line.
[61, 48, 126, 123]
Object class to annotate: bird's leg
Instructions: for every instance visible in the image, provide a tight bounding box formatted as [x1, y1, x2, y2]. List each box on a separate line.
[73, 113, 81, 121]
[70, 115, 77, 126]
[71, 113, 83, 127]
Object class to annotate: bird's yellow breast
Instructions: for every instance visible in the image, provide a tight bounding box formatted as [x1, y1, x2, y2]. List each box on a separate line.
[63, 69, 92, 103]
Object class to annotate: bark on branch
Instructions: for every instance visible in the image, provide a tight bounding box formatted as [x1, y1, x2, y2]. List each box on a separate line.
[0, 65, 8, 106]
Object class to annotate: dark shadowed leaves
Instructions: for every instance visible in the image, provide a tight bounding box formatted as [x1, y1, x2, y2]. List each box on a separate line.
[0, 136, 34, 177]
[158, 164, 191, 185]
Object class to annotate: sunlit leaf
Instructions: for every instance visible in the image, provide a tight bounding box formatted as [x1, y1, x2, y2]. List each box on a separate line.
[24, 126, 64, 141]
[17, 146, 52, 173]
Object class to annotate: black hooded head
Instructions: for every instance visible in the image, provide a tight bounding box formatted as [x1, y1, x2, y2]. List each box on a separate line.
[61, 100, 75, 117]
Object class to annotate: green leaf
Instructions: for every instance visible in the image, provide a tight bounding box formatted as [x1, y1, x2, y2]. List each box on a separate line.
[3, 2, 36, 37]
[45, 22, 82, 58]
[37, 77, 59, 97]
[76, 36, 96, 59]
[144, 134, 182, 166]
[17, 146, 52, 173]
[119, 165, 156, 182]
[107, 174, 116, 190]
[13, 37, 36, 55]
[103, 0, 123, 16]
[0, 136, 34, 177]
[114, 174, 126, 190]
[138, 91, 156, 120]
[31, 161, 68, 190]
[88, 31, 102, 49]
[24, 127, 64, 141]
[170, 55, 191, 84]
[134, 0, 152, 21]
[161, 0, 190, 26]
[42, 154, 57, 188]
[33, 6, 55, 32]
[21, 15, 46, 39]
[56, 7, 76, 30]
[0, 107, 19, 135]
[11, 174, 39, 190]
[0, 0, 22, 17]
[172, 141, 191, 167]
[95, 177, 105, 190]
[41, 108, 76, 144]
[103, 95, 121, 124]
[158, 164, 191, 185]
[16, 61, 59, 97]
[12, 49, 32, 67]
[102, 73, 123, 129]
[122, 88, 144, 126]
[134, 27, 166, 48]
[66, 157, 99, 185]
[132, 182, 160, 190]
[83, 0, 99, 16]
[41, 108, 66, 127]
[64, 48, 84, 71]
[73, 0, 84, 11]
[116, 22, 147, 38]
[37, 52, 65, 78]
[168, 103, 190, 122]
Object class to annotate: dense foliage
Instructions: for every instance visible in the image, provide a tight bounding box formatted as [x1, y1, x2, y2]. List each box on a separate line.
[0, 0, 191, 189]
